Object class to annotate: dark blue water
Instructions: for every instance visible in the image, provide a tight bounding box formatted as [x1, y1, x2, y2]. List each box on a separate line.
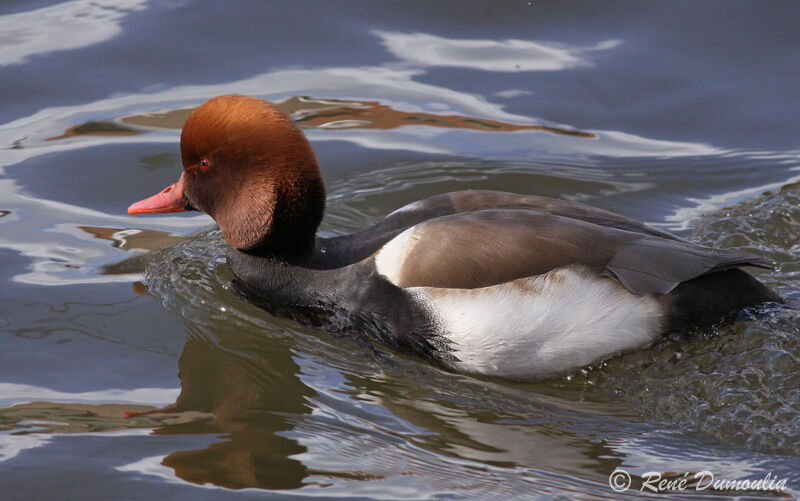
[1, 1, 798, 499]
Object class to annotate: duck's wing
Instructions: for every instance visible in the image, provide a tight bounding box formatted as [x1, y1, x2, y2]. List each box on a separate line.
[372, 208, 770, 294]
[321, 190, 683, 267]
[378, 190, 684, 240]
[434, 190, 685, 241]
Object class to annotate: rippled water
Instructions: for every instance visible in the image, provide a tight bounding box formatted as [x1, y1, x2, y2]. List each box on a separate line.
[1, 1, 798, 499]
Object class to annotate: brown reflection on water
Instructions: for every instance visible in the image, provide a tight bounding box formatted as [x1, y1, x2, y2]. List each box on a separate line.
[0, 402, 209, 434]
[281, 96, 595, 137]
[121, 108, 194, 130]
[0, 304, 314, 489]
[0, 293, 650, 494]
[147, 325, 315, 490]
[46, 121, 140, 140]
[51, 96, 594, 140]
[78, 226, 185, 252]
[141, 323, 629, 492]
[78, 226, 187, 276]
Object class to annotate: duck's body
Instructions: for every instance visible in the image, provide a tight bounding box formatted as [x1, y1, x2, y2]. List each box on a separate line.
[129, 95, 780, 378]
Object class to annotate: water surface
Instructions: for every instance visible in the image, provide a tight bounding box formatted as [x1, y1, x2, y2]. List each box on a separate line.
[1, 1, 798, 499]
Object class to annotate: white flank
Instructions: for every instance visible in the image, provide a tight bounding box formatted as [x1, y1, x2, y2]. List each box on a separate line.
[374, 226, 420, 285]
[411, 267, 665, 378]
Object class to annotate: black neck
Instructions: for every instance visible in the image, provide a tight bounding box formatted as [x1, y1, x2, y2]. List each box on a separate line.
[224, 247, 445, 361]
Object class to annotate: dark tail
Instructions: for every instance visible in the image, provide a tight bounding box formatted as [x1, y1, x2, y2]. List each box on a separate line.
[666, 268, 782, 331]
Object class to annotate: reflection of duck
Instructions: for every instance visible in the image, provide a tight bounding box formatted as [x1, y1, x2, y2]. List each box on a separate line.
[129, 95, 780, 378]
[130, 323, 620, 492]
[146, 326, 313, 490]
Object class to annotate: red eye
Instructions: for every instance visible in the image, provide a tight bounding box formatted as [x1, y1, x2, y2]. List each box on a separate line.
[200, 159, 209, 171]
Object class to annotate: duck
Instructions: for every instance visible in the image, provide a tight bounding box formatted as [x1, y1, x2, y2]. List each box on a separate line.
[128, 94, 781, 378]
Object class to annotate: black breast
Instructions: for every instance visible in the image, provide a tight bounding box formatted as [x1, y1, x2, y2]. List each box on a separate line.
[225, 249, 449, 361]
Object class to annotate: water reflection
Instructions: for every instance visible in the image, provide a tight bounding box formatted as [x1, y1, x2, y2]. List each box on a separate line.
[284, 97, 594, 136]
[1, 63, 734, 161]
[147, 326, 313, 490]
[313, 370, 628, 492]
[373, 30, 621, 72]
[46, 122, 139, 141]
[0, 147, 208, 286]
[0, 0, 148, 67]
[47, 96, 594, 138]
[0, 384, 179, 462]
[119, 318, 625, 493]
[79, 226, 185, 252]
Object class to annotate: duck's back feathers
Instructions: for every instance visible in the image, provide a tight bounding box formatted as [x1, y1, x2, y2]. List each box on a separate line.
[320, 190, 683, 267]
[373, 205, 770, 295]
[437, 190, 685, 241]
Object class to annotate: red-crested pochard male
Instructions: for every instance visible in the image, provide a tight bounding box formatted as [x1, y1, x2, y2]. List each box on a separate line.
[129, 95, 780, 378]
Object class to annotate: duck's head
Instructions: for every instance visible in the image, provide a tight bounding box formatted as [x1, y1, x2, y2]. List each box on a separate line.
[128, 95, 325, 258]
